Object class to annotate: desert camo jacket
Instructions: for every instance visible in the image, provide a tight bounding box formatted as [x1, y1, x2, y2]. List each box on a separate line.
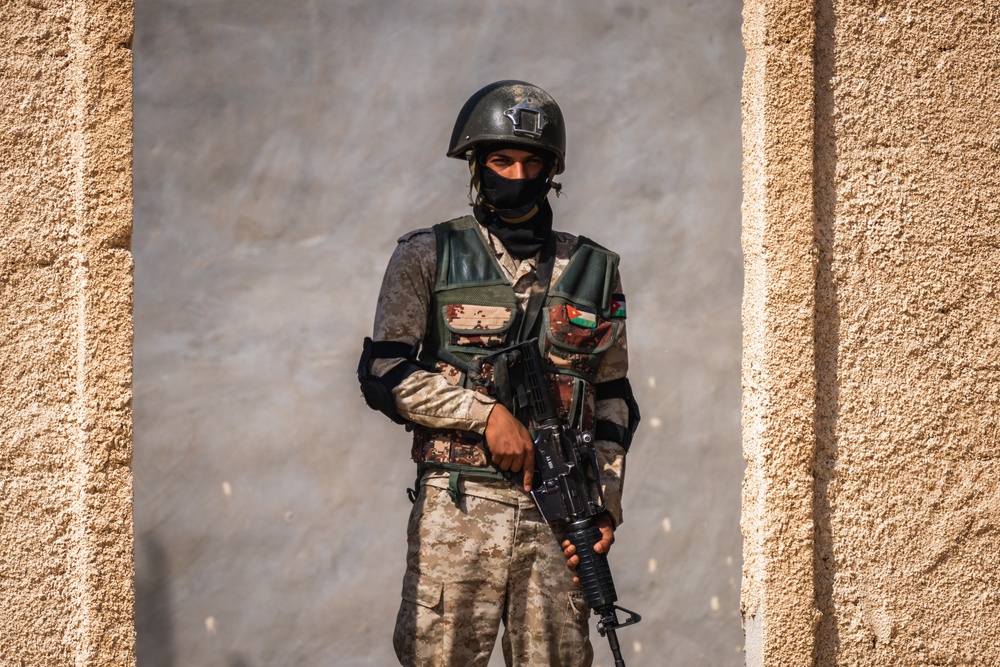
[372, 220, 631, 526]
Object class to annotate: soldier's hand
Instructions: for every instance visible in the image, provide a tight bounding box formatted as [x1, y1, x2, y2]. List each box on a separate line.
[484, 404, 535, 491]
[561, 513, 616, 582]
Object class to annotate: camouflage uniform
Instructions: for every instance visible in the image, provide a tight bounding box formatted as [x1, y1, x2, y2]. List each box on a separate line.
[374, 221, 630, 667]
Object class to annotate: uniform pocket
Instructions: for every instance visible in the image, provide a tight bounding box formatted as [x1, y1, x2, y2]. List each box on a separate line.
[558, 590, 594, 664]
[394, 576, 445, 666]
[442, 304, 515, 350]
[568, 590, 590, 618]
[544, 304, 619, 379]
[401, 576, 444, 611]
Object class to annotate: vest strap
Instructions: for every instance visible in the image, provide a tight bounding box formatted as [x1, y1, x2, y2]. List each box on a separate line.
[407, 461, 510, 505]
[516, 233, 557, 342]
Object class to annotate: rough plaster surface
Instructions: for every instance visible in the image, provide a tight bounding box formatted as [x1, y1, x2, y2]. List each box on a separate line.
[0, 1, 135, 666]
[132, 1, 745, 666]
[740, 0, 819, 664]
[743, 1, 1000, 665]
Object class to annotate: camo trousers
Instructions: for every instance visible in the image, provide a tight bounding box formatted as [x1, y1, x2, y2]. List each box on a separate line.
[393, 472, 593, 667]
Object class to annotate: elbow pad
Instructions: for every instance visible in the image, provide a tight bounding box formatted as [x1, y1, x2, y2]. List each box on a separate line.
[357, 337, 424, 425]
[594, 377, 641, 452]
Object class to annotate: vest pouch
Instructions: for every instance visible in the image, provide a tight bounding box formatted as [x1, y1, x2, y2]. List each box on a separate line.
[440, 303, 516, 353]
[546, 373, 597, 433]
[412, 427, 490, 467]
[432, 216, 520, 358]
[543, 303, 620, 381]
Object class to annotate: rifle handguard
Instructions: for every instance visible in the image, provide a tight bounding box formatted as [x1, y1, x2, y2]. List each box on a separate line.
[567, 518, 618, 612]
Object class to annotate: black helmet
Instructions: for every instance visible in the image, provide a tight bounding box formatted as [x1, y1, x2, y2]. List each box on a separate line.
[447, 80, 566, 174]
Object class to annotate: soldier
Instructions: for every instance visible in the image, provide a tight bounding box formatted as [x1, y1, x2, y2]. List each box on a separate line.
[358, 80, 639, 667]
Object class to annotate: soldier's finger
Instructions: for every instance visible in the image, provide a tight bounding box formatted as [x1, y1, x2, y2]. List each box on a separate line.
[601, 522, 615, 543]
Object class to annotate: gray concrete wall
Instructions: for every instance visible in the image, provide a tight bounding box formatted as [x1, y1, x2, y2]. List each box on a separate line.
[133, 2, 744, 665]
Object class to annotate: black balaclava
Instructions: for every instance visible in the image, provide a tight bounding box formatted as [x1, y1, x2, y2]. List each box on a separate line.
[473, 143, 556, 259]
[474, 197, 553, 260]
[479, 167, 552, 218]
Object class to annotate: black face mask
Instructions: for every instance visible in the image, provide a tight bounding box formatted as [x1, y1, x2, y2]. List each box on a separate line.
[479, 167, 552, 219]
[474, 198, 553, 260]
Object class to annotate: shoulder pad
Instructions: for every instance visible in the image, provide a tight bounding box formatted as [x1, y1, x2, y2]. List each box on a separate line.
[553, 230, 577, 245]
[576, 234, 616, 255]
[432, 215, 478, 233]
[397, 228, 434, 244]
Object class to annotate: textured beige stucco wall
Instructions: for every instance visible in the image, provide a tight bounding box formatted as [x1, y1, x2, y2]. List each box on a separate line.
[743, 1, 1000, 665]
[1, 1, 135, 665]
[741, 0, 819, 664]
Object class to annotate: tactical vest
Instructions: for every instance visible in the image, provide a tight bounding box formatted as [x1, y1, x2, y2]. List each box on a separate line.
[410, 216, 623, 469]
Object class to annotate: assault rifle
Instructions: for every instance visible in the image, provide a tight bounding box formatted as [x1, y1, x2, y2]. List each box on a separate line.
[472, 338, 641, 667]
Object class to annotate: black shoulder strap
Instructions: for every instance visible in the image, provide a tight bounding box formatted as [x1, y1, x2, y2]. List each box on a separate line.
[516, 233, 557, 342]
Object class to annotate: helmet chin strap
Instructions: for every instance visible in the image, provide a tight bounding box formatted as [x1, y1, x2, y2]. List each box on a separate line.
[497, 205, 539, 223]
[489, 189, 549, 220]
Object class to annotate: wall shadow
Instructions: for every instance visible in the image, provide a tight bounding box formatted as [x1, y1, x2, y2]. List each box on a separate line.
[813, 0, 840, 663]
[135, 533, 177, 667]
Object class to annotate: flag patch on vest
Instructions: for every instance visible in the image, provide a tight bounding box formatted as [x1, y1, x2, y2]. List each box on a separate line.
[610, 294, 627, 319]
[567, 304, 597, 328]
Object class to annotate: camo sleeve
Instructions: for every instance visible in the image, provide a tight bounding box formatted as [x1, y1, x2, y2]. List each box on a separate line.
[371, 229, 497, 434]
[594, 269, 630, 528]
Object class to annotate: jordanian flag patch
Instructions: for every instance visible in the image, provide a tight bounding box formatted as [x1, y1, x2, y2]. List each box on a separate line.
[567, 304, 597, 328]
[610, 294, 627, 319]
